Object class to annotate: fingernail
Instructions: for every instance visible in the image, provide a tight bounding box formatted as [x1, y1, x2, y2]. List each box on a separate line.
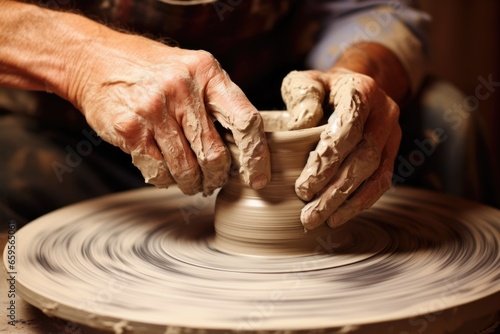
[249, 173, 269, 190]
[301, 206, 324, 230]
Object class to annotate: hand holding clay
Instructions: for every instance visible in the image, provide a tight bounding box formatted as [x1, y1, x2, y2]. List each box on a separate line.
[68, 34, 270, 196]
[281, 69, 401, 229]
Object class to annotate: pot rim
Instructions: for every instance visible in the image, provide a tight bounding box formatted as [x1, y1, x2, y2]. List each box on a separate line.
[260, 111, 327, 144]
[222, 111, 327, 145]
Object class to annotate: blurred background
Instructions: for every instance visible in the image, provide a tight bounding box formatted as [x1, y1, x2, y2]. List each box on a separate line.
[414, 0, 499, 208]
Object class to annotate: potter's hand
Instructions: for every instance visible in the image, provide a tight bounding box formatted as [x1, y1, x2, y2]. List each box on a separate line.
[69, 34, 270, 196]
[281, 69, 401, 229]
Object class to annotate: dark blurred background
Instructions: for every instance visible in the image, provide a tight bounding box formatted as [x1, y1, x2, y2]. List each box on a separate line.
[415, 0, 500, 208]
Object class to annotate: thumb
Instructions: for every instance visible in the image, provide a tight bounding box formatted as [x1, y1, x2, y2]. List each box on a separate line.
[281, 70, 326, 130]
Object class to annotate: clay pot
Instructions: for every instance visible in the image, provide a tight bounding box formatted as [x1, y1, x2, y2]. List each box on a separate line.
[214, 111, 335, 256]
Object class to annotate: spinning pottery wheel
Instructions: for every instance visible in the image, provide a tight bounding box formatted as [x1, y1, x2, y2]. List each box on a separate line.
[5, 187, 500, 333]
[4, 113, 500, 333]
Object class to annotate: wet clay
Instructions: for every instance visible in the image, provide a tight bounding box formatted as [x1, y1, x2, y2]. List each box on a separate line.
[208, 102, 271, 191]
[131, 150, 173, 188]
[214, 111, 333, 255]
[281, 71, 326, 130]
[294, 75, 366, 201]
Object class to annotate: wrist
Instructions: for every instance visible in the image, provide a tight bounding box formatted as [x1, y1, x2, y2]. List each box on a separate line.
[0, 1, 114, 106]
[329, 42, 409, 104]
[43, 10, 116, 109]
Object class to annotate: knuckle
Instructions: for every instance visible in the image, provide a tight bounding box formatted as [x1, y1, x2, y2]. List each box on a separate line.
[169, 159, 198, 179]
[163, 70, 192, 91]
[353, 73, 377, 92]
[233, 107, 262, 133]
[136, 93, 168, 119]
[170, 165, 201, 189]
[380, 176, 392, 193]
[345, 74, 378, 106]
[159, 72, 195, 107]
[345, 72, 376, 90]
[355, 142, 382, 177]
[192, 50, 221, 75]
[198, 145, 230, 171]
[196, 50, 217, 65]
[387, 98, 400, 121]
[366, 142, 382, 161]
[365, 145, 381, 164]
[113, 113, 143, 136]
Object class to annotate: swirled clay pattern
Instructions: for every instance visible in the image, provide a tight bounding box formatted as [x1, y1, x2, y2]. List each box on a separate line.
[5, 186, 500, 333]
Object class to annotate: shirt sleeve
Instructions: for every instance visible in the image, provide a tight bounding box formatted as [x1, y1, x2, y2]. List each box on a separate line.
[306, 0, 431, 94]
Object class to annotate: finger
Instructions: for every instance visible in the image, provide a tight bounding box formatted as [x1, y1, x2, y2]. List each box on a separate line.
[154, 111, 203, 195]
[281, 70, 326, 130]
[300, 139, 381, 230]
[300, 91, 398, 230]
[144, 80, 203, 195]
[130, 137, 175, 188]
[179, 90, 231, 196]
[107, 111, 176, 188]
[134, 76, 224, 195]
[205, 70, 270, 190]
[328, 125, 401, 227]
[295, 75, 374, 201]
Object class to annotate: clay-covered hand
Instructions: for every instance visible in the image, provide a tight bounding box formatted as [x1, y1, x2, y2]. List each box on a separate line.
[281, 69, 401, 229]
[68, 35, 270, 196]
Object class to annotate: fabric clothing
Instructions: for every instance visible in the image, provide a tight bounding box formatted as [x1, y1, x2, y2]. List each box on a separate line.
[36, 0, 430, 106]
[23, 0, 430, 131]
[306, 0, 430, 93]
[0, 99, 145, 225]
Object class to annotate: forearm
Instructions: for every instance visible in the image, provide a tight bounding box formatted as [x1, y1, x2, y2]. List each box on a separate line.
[331, 42, 409, 104]
[0, 1, 110, 103]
